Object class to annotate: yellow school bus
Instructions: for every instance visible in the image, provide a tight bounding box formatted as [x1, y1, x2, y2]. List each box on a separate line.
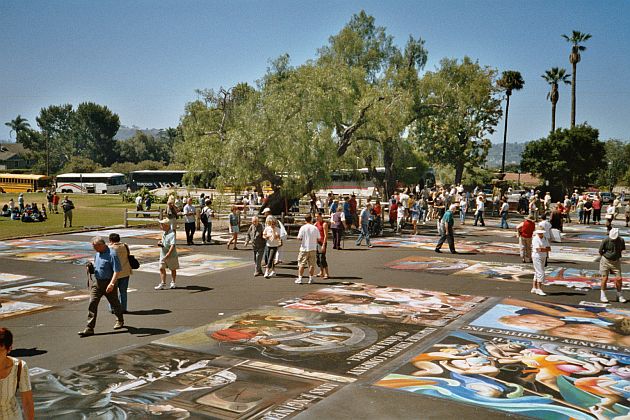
[0, 173, 51, 193]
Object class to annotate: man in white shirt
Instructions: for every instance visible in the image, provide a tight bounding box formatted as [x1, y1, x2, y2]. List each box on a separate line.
[473, 195, 485, 226]
[135, 194, 143, 216]
[295, 214, 320, 284]
[183, 197, 196, 245]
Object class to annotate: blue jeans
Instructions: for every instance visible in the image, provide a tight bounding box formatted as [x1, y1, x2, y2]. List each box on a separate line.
[356, 224, 371, 246]
[109, 276, 129, 312]
[202, 221, 212, 243]
[500, 212, 509, 229]
[460, 208, 466, 223]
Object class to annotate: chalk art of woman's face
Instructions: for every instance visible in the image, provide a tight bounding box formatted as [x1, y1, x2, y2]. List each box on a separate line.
[498, 314, 565, 331]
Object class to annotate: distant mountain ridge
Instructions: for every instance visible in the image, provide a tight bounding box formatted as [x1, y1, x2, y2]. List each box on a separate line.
[114, 125, 163, 140]
[486, 142, 527, 168]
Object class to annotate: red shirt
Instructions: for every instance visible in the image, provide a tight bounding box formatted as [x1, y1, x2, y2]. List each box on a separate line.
[373, 204, 382, 216]
[519, 219, 535, 238]
[315, 220, 326, 244]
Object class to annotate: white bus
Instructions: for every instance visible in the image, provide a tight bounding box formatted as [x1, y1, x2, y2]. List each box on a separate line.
[55, 173, 127, 194]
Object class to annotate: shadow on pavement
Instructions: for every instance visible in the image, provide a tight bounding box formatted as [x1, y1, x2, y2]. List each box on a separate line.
[178, 286, 213, 293]
[125, 326, 170, 337]
[545, 292, 587, 297]
[126, 309, 172, 316]
[10, 347, 48, 357]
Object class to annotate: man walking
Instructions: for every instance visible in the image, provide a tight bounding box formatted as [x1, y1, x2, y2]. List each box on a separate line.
[295, 214, 320, 285]
[78, 237, 125, 337]
[107, 233, 132, 313]
[183, 197, 196, 245]
[155, 218, 179, 290]
[599, 228, 627, 303]
[315, 212, 330, 279]
[245, 215, 265, 276]
[355, 203, 373, 248]
[473, 194, 485, 226]
[435, 204, 457, 254]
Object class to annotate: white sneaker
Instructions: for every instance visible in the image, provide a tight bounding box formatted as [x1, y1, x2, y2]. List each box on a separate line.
[618, 295, 627, 303]
[269, 271, 276, 277]
[601, 295, 609, 303]
[169, 282, 176, 289]
[308, 277, 313, 284]
[530, 287, 537, 294]
[535, 289, 546, 296]
[294, 277, 303, 284]
[154, 283, 165, 290]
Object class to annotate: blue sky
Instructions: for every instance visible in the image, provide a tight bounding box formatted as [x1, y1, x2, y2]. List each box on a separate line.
[1, 0, 628, 144]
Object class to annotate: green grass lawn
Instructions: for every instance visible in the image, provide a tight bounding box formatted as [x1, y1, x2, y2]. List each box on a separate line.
[0, 193, 159, 239]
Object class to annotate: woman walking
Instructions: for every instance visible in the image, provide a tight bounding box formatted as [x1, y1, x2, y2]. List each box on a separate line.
[226, 206, 241, 250]
[0, 328, 34, 420]
[262, 216, 282, 278]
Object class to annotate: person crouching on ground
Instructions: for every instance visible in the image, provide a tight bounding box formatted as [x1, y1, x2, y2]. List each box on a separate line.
[599, 228, 627, 303]
[155, 218, 179, 290]
[78, 236, 125, 337]
[531, 229, 551, 296]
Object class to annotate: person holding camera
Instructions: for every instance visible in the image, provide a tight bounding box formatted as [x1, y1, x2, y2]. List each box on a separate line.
[78, 237, 125, 337]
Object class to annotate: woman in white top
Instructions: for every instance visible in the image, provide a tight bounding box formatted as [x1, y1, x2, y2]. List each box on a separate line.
[0, 328, 34, 420]
[262, 216, 282, 278]
[531, 229, 551, 296]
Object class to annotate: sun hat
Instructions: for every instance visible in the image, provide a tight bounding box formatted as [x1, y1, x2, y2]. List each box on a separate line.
[534, 229, 546, 234]
[158, 218, 170, 225]
[263, 208, 271, 213]
[610, 228, 619, 240]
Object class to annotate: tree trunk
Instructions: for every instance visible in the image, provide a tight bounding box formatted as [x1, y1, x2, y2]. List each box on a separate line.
[551, 101, 556, 132]
[571, 62, 577, 128]
[454, 161, 465, 185]
[383, 138, 396, 198]
[500, 94, 510, 173]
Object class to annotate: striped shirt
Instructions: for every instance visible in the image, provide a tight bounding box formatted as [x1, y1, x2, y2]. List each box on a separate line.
[0, 357, 31, 419]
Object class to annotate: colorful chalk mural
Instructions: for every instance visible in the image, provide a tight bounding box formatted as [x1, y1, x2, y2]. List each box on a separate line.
[155, 306, 435, 377]
[31, 343, 351, 419]
[385, 256, 534, 282]
[467, 298, 630, 353]
[545, 267, 630, 290]
[278, 283, 486, 327]
[0, 281, 91, 305]
[0, 239, 155, 265]
[0, 299, 51, 319]
[0, 272, 33, 284]
[374, 330, 630, 420]
[136, 254, 250, 276]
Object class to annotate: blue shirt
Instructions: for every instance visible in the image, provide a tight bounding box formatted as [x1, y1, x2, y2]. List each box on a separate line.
[343, 202, 351, 218]
[94, 247, 122, 281]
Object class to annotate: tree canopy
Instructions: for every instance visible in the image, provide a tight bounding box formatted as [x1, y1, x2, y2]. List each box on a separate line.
[520, 124, 605, 191]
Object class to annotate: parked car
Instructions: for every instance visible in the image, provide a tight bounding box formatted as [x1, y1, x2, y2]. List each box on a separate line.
[600, 192, 614, 204]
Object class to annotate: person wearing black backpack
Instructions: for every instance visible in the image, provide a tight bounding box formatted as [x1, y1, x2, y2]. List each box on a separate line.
[201, 199, 214, 244]
[107, 233, 133, 313]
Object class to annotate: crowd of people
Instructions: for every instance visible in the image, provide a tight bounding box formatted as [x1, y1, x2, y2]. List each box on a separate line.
[2, 192, 77, 227]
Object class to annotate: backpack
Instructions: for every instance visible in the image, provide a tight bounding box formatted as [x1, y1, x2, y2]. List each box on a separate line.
[124, 244, 140, 269]
[200, 209, 209, 224]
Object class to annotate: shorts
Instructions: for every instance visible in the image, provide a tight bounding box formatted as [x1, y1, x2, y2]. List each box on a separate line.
[159, 257, 180, 270]
[600, 257, 622, 276]
[297, 250, 317, 268]
[230, 225, 240, 234]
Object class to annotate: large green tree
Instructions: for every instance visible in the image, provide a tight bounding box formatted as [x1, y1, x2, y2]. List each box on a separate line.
[116, 130, 172, 163]
[562, 30, 592, 128]
[496, 70, 524, 173]
[74, 102, 120, 166]
[599, 140, 630, 191]
[33, 104, 75, 175]
[5, 115, 31, 140]
[521, 124, 604, 191]
[541, 67, 571, 132]
[415, 57, 503, 184]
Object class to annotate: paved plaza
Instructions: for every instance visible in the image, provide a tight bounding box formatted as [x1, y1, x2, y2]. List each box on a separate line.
[2, 216, 630, 419]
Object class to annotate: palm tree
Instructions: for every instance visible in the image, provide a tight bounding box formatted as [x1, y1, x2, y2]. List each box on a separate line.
[541, 67, 571, 132]
[497, 70, 525, 174]
[562, 30, 592, 127]
[4, 115, 30, 140]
